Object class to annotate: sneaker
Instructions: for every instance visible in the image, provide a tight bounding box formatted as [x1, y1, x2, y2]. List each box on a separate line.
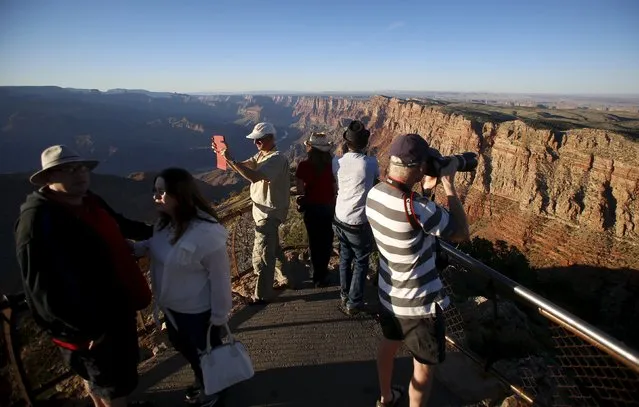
[346, 307, 360, 316]
[247, 297, 268, 306]
[185, 385, 202, 404]
[376, 386, 405, 407]
[338, 302, 361, 316]
[273, 280, 290, 290]
[199, 393, 220, 407]
[186, 388, 220, 407]
[313, 278, 331, 288]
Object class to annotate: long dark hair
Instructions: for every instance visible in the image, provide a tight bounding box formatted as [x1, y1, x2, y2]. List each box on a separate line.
[308, 148, 332, 175]
[154, 167, 219, 244]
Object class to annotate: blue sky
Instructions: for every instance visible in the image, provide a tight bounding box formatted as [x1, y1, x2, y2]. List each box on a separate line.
[1, 0, 638, 94]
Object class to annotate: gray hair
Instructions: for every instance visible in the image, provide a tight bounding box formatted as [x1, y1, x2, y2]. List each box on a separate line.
[388, 156, 419, 181]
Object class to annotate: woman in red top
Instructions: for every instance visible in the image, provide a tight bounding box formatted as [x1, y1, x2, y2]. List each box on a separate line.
[295, 133, 337, 287]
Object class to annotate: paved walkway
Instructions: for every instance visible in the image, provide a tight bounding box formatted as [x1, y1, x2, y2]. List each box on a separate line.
[133, 282, 465, 407]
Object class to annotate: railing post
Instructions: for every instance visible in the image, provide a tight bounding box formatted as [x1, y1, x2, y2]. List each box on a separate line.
[230, 215, 240, 278]
[1, 297, 35, 407]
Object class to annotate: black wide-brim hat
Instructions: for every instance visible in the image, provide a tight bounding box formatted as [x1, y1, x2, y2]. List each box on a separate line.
[343, 120, 370, 146]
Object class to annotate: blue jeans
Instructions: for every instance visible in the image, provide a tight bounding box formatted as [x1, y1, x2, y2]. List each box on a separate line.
[333, 220, 374, 310]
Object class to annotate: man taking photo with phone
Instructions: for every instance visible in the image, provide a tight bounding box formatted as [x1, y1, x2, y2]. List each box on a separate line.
[212, 123, 290, 304]
[365, 134, 470, 407]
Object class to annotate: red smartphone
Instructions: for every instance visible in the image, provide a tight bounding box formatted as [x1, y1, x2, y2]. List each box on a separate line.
[212, 135, 227, 170]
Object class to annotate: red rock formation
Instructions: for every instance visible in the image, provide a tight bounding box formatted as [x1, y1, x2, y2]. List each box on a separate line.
[240, 105, 262, 122]
[291, 96, 639, 269]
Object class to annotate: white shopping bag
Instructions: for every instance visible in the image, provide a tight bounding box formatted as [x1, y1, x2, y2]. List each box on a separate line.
[200, 323, 254, 395]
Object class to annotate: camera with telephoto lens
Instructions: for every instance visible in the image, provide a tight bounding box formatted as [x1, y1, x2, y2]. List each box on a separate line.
[425, 149, 478, 177]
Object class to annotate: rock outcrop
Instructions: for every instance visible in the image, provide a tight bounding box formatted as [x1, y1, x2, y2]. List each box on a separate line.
[291, 96, 639, 270]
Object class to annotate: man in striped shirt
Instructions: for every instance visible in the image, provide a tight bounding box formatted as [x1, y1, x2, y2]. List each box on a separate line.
[366, 134, 469, 407]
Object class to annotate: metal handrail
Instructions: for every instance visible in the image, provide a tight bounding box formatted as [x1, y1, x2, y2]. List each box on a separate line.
[218, 199, 253, 224]
[219, 201, 639, 374]
[2, 294, 35, 406]
[440, 240, 639, 374]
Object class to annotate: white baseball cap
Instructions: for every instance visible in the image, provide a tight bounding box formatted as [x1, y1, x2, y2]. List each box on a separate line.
[246, 122, 277, 139]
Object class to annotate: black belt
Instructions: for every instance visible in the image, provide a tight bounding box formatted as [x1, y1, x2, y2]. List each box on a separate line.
[333, 216, 369, 233]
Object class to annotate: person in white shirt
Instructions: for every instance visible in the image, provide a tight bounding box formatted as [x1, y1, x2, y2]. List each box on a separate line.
[332, 120, 380, 315]
[135, 167, 232, 407]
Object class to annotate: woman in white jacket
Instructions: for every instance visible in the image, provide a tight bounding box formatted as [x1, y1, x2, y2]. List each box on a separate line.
[136, 167, 232, 407]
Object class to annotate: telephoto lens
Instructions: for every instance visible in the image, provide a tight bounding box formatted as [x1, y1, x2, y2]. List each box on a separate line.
[426, 149, 478, 177]
[455, 152, 478, 172]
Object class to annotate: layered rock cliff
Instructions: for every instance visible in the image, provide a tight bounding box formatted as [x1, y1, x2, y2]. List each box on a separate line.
[292, 96, 639, 269]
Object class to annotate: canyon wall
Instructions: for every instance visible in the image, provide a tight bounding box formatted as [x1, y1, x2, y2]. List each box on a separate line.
[292, 96, 639, 269]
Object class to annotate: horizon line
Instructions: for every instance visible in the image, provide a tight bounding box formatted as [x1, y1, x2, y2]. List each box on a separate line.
[2, 85, 639, 98]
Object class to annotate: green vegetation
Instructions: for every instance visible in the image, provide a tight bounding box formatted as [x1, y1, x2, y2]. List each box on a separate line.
[439, 101, 639, 138]
[281, 198, 308, 248]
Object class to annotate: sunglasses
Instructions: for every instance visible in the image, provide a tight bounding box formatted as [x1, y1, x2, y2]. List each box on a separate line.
[55, 164, 90, 174]
[254, 135, 273, 144]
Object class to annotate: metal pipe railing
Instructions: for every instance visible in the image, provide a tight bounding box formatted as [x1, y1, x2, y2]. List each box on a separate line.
[1, 294, 35, 407]
[219, 201, 639, 374]
[440, 240, 639, 374]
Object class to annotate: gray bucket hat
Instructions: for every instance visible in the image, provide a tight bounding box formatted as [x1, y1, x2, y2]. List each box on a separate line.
[304, 132, 334, 152]
[30, 145, 99, 185]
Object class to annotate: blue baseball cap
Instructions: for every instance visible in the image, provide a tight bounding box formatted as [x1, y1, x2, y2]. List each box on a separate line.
[388, 134, 431, 167]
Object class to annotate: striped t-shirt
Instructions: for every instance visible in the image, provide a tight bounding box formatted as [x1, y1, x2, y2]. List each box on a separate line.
[366, 182, 455, 318]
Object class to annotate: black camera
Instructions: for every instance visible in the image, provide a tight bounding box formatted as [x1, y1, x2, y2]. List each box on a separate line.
[425, 149, 478, 177]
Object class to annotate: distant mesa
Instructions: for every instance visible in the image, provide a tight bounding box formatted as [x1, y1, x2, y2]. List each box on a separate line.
[128, 172, 147, 181]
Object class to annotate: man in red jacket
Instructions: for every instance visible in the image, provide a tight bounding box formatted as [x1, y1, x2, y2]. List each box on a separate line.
[15, 145, 153, 407]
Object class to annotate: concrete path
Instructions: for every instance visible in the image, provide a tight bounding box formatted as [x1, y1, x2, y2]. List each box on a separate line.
[133, 282, 465, 407]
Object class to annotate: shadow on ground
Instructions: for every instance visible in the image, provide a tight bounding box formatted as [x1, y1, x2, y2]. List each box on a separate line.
[140, 357, 461, 407]
[133, 268, 463, 407]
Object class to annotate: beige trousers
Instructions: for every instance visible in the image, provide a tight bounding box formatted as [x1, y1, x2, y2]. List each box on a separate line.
[253, 217, 287, 300]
